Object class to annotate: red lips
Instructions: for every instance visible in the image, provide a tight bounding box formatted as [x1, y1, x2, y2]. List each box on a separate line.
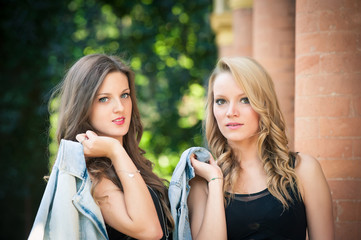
[112, 117, 125, 125]
[226, 122, 243, 129]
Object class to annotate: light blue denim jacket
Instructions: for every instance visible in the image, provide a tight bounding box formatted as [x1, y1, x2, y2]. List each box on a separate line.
[28, 139, 108, 240]
[168, 147, 211, 240]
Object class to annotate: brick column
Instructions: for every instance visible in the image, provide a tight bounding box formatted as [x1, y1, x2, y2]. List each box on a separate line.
[229, 0, 253, 56]
[295, 0, 361, 238]
[253, 0, 296, 149]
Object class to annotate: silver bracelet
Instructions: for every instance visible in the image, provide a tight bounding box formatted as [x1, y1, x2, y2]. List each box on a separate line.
[117, 169, 140, 178]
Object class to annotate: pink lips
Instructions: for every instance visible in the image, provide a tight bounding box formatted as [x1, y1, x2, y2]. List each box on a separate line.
[226, 122, 243, 129]
[112, 117, 125, 125]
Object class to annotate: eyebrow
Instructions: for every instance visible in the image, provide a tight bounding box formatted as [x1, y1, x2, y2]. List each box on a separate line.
[96, 88, 130, 96]
[214, 93, 247, 98]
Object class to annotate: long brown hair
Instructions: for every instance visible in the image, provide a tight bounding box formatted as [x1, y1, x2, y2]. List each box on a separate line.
[51, 53, 174, 230]
[205, 57, 299, 208]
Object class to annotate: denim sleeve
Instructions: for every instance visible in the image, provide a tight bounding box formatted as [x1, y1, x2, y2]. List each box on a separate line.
[169, 147, 211, 240]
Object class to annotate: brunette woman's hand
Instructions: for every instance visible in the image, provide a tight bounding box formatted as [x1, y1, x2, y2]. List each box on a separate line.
[76, 130, 123, 159]
[190, 153, 223, 182]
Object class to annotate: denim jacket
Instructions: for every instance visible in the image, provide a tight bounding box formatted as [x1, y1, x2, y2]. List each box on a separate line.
[28, 139, 108, 240]
[168, 147, 211, 240]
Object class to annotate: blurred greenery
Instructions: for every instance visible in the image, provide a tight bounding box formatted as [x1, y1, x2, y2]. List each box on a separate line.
[0, 0, 216, 238]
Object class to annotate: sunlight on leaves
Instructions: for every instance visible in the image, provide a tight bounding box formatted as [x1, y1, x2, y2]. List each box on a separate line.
[179, 13, 189, 24]
[73, 29, 89, 41]
[121, 15, 132, 27]
[135, 74, 149, 86]
[172, 5, 182, 15]
[178, 83, 205, 128]
[158, 155, 170, 168]
[178, 54, 194, 69]
[131, 57, 142, 70]
[165, 57, 177, 67]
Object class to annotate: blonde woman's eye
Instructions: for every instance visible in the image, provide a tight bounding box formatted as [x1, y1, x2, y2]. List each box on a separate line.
[215, 99, 226, 105]
[240, 97, 250, 104]
[99, 97, 108, 103]
[121, 93, 130, 99]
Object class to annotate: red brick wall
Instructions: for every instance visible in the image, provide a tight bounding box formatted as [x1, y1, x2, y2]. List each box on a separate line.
[232, 7, 253, 57]
[295, 0, 361, 239]
[253, 0, 296, 150]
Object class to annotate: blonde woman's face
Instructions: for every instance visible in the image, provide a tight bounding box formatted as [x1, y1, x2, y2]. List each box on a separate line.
[213, 72, 259, 146]
[89, 71, 132, 144]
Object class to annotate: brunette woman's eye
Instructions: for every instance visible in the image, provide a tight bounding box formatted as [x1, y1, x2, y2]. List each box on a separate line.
[121, 93, 130, 99]
[215, 98, 226, 105]
[99, 97, 108, 103]
[240, 97, 250, 104]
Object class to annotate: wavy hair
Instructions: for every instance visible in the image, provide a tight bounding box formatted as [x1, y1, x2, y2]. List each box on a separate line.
[51, 53, 174, 230]
[205, 57, 299, 208]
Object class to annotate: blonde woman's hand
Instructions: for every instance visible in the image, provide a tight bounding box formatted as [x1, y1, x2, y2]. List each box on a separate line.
[76, 130, 123, 159]
[190, 153, 223, 182]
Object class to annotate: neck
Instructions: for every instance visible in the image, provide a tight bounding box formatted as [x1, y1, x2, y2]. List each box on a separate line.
[228, 136, 262, 169]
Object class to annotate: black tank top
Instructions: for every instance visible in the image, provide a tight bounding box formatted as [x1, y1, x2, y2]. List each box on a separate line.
[106, 186, 171, 240]
[225, 155, 307, 240]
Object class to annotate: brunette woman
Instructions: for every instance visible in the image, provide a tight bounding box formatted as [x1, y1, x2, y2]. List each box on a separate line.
[55, 54, 173, 239]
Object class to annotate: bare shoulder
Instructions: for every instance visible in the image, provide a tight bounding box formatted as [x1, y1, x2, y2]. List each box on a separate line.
[293, 154, 334, 239]
[294, 153, 323, 177]
[294, 152, 328, 197]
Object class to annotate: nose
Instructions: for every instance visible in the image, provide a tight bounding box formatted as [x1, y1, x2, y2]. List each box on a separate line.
[226, 101, 239, 117]
[113, 98, 124, 113]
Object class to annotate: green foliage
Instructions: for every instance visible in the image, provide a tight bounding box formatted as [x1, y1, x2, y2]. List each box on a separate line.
[109, 0, 217, 178]
[0, 0, 216, 238]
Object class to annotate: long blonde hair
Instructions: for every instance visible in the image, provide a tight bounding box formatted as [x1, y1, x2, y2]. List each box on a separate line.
[51, 53, 174, 230]
[205, 57, 299, 208]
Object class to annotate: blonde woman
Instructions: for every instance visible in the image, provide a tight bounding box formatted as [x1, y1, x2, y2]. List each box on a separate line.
[188, 57, 334, 240]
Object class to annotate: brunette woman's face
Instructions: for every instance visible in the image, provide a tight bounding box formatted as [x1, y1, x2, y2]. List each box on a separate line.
[212, 72, 259, 146]
[89, 71, 132, 144]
